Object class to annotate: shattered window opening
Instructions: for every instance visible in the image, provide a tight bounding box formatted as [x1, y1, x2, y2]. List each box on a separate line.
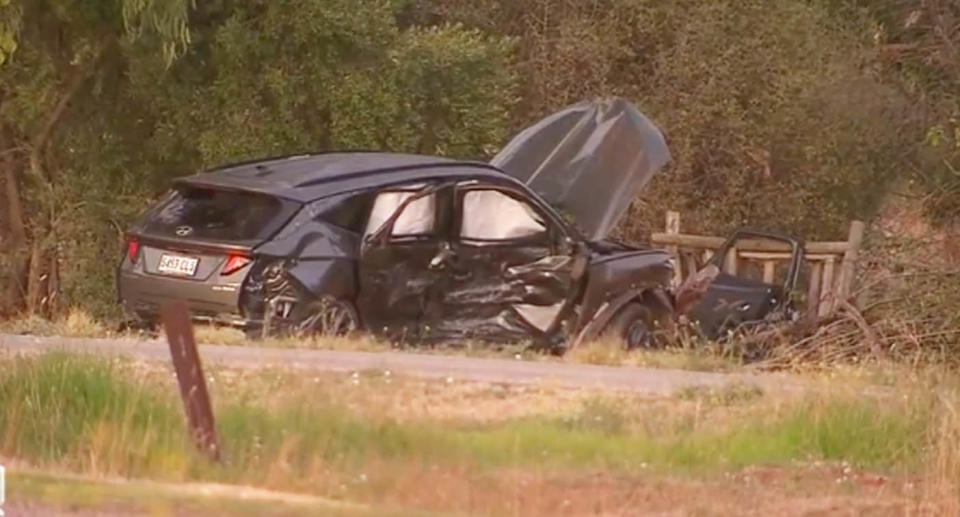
[143, 186, 289, 242]
[312, 191, 376, 234]
[459, 189, 547, 242]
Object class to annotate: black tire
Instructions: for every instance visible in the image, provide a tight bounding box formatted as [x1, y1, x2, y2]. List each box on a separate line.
[118, 312, 158, 335]
[244, 325, 264, 341]
[254, 296, 360, 339]
[603, 303, 655, 350]
[294, 296, 360, 337]
[255, 263, 361, 338]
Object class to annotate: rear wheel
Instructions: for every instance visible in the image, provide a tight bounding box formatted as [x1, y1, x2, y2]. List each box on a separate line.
[256, 293, 360, 338]
[604, 303, 655, 349]
[118, 312, 159, 336]
[296, 296, 360, 336]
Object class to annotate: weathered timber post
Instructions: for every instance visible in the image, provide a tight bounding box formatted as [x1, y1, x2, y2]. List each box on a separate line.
[683, 253, 699, 283]
[818, 256, 837, 319]
[161, 301, 220, 462]
[836, 221, 865, 306]
[724, 245, 739, 275]
[665, 211, 683, 286]
[763, 261, 776, 284]
[807, 261, 823, 324]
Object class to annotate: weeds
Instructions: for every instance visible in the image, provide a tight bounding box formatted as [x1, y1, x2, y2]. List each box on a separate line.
[674, 382, 764, 406]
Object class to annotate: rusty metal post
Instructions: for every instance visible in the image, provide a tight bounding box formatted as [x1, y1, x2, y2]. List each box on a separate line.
[161, 300, 220, 462]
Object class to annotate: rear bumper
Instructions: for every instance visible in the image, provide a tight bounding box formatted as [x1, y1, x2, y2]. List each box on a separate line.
[118, 268, 249, 328]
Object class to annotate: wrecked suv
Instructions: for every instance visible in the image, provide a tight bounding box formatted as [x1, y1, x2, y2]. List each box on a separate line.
[118, 100, 681, 350]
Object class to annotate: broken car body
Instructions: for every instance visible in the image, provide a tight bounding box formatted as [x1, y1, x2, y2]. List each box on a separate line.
[119, 100, 682, 350]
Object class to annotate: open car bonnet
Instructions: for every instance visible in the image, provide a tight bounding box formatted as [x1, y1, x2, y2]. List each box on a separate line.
[491, 98, 670, 240]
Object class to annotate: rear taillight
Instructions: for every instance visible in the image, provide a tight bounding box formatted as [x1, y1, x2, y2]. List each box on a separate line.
[222, 254, 252, 276]
[127, 238, 140, 264]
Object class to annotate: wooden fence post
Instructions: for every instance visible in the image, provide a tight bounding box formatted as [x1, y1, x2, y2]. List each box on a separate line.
[724, 245, 738, 275]
[836, 221, 865, 305]
[818, 256, 837, 319]
[763, 260, 776, 284]
[665, 211, 683, 286]
[807, 261, 823, 322]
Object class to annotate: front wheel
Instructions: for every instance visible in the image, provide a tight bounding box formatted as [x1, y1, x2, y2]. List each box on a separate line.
[603, 303, 655, 349]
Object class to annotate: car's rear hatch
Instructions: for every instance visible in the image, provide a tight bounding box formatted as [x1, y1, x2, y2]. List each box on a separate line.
[133, 184, 299, 251]
[122, 184, 300, 320]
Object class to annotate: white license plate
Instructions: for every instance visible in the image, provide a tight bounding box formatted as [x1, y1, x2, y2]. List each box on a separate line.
[157, 254, 199, 276]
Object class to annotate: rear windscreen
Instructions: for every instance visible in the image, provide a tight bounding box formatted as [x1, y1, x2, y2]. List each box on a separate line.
[142, 186, 297, 243]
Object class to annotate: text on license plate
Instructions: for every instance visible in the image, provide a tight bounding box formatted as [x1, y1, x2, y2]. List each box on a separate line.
[157, 254, 199, 276]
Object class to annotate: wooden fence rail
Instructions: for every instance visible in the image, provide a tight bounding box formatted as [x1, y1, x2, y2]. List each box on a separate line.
[650, 211, 864, 320]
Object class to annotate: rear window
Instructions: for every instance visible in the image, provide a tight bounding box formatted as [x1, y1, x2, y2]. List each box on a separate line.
[142, 186, 295, 242]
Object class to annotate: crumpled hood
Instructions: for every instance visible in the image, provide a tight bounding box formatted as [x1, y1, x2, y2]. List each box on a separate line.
[491, 98, 670, 240]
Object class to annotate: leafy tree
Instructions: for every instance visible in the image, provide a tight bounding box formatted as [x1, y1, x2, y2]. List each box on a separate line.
[0, 0, 516, 319]
[0, 0, 190, 316]
[409, 0, 919, 240]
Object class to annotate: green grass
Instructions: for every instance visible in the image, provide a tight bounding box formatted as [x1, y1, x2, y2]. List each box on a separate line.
[0, 353, 930, 489]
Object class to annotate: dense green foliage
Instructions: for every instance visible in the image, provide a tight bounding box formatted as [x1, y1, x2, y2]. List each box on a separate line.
[0, 0, 956, 319]
[0, 0, 516, 318]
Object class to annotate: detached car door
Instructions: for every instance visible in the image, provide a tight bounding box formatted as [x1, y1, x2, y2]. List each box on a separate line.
[689, 230, 805, 339]
[430, 183, 585, 345]
[356, 183, 450, 341]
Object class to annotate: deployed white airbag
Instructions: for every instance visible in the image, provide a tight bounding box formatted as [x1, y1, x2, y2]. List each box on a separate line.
[365, 191, 436, 237]
[460, 189, 546, 241]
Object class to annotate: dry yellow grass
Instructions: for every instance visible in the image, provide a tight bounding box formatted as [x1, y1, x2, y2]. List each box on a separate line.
[565, 336, 740, 372]
[918, 386, 960, 514]
[0, 307, 110, 338]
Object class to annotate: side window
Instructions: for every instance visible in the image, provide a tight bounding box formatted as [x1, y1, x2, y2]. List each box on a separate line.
[460, 189, 547, 241]
[365, 190, 436, 238]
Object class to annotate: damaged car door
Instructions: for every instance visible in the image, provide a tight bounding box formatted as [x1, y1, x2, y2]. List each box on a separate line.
[688, 230, 805, 339]
[356, 183, 451, 341]
[428, 182, 586, 346]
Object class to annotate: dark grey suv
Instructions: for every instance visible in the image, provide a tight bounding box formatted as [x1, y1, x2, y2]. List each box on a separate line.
[118, 99, 681, 350]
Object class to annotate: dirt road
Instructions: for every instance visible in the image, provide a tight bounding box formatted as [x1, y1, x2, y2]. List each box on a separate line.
[0, 333, 818, 396]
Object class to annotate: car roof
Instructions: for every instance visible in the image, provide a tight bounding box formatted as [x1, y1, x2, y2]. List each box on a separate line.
[174, 152, 523, 203]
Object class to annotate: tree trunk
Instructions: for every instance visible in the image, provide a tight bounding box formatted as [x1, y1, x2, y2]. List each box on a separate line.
[20, 44, 106, 316]
[24, 238, 45, 315]
[1, 139, 28, 314]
